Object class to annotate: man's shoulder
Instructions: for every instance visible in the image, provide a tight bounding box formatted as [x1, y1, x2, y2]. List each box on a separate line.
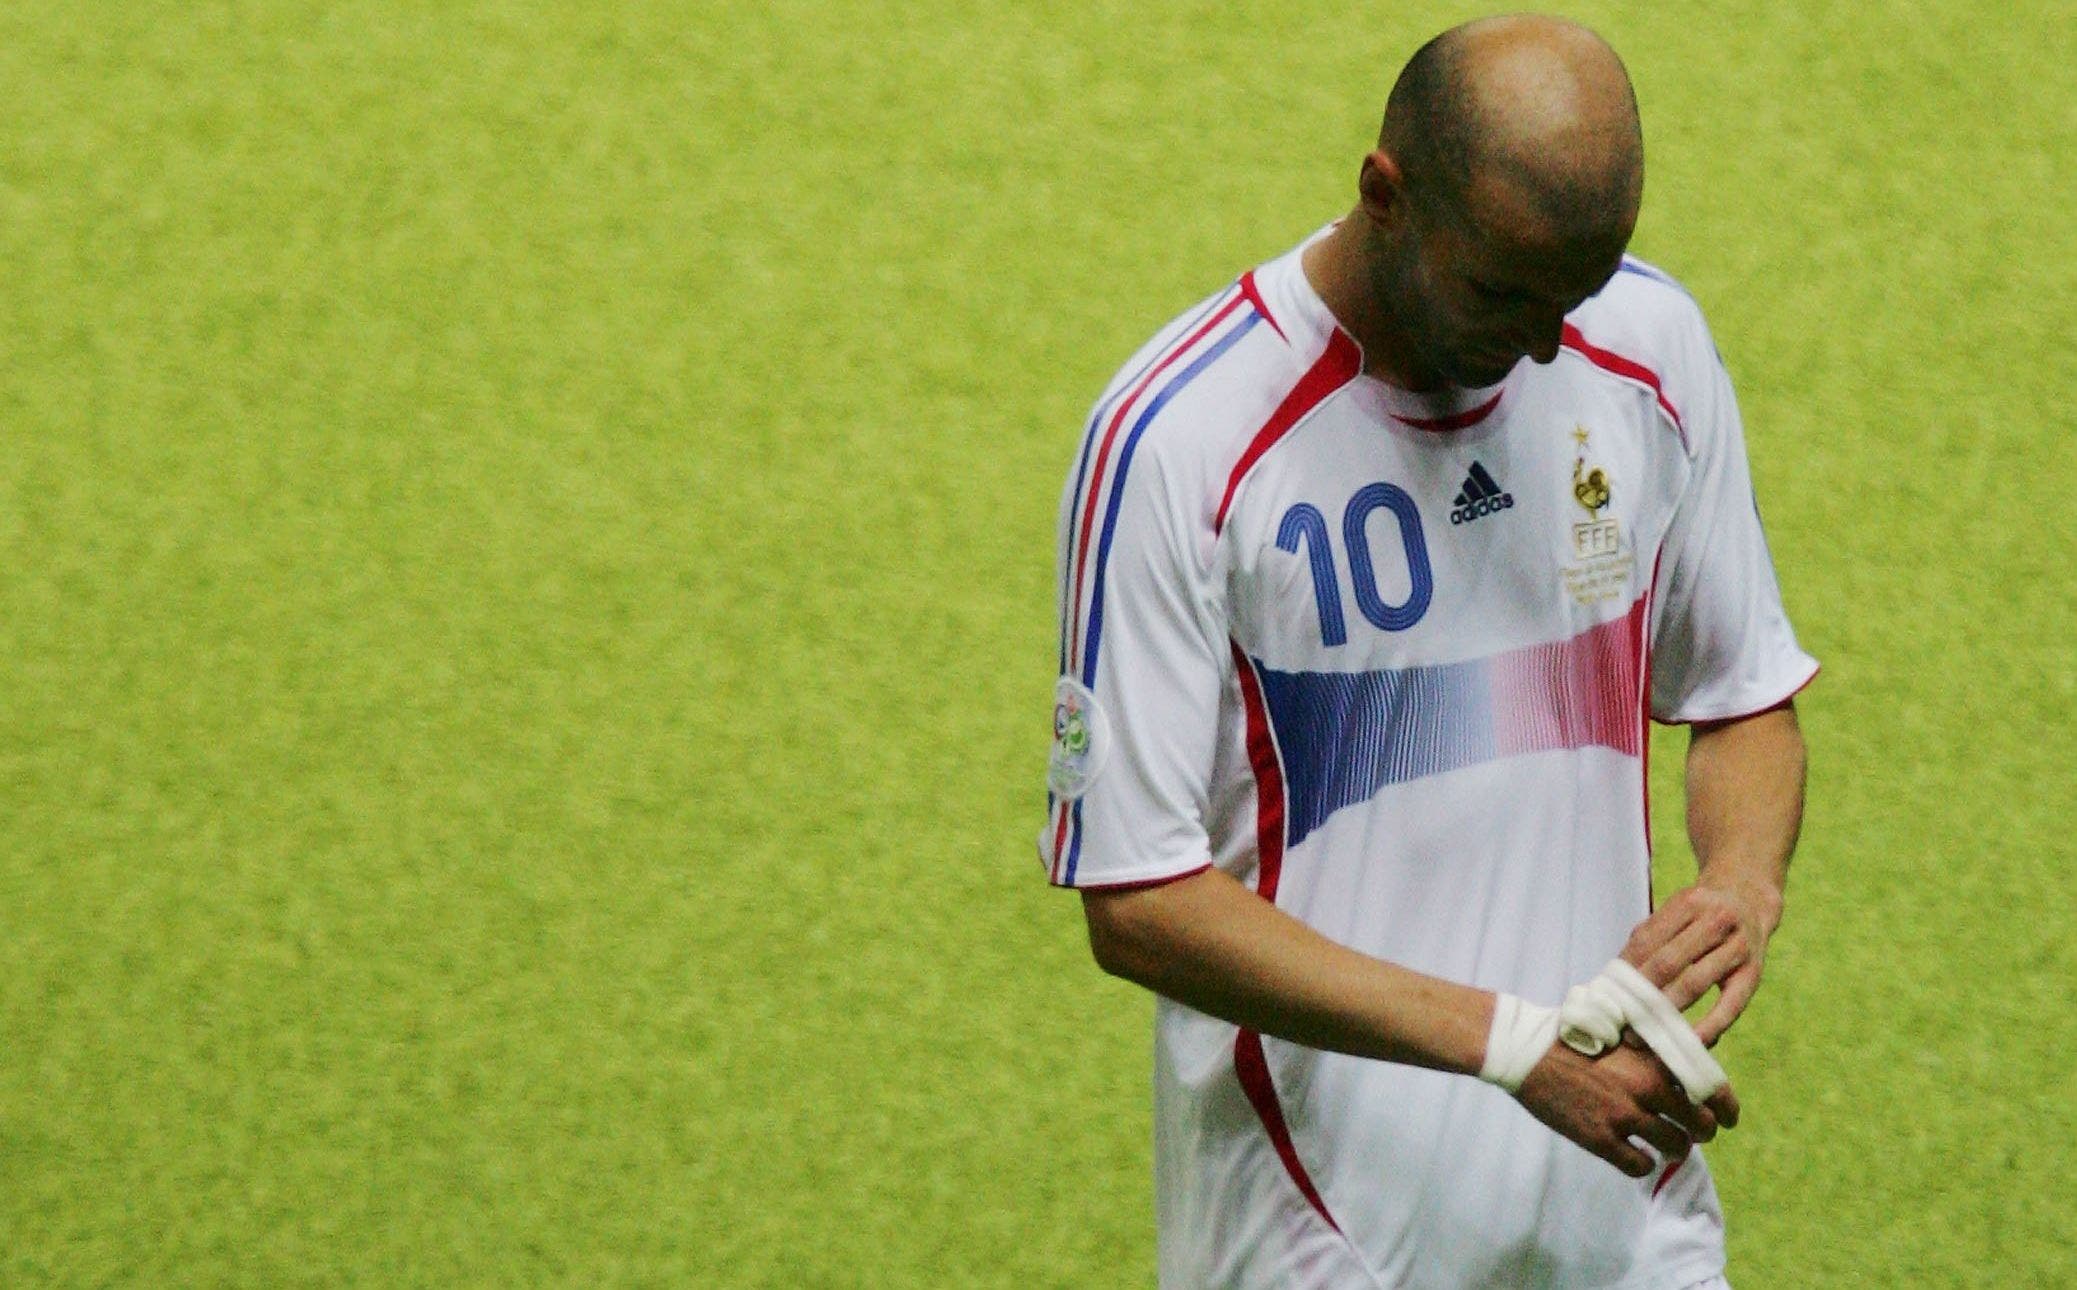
[1564, 257, 1727, 447]
[1082, 274, 1325, 493]
[1571, 256, 1714, 359]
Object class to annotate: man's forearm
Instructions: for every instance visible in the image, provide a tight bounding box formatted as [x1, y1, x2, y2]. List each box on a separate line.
[1082, 867, 1493, 1076]
[1684, 703, 1807, 931]
[1080, 863, 1745, 1179]
[1625, 701, 1809, 1043]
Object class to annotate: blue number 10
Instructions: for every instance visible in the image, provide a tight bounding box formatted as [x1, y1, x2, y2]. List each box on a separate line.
[1275, 504, 1346, 646]
[1278, 483, 1433, 646]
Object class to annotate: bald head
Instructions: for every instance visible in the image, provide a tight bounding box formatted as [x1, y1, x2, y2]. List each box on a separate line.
[1382, 15, 1643, 244]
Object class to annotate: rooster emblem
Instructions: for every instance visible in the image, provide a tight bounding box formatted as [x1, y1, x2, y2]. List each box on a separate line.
[1572, 457, 1611, 517]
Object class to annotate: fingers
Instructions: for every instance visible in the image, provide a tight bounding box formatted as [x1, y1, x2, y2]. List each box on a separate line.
[1666, 933, 1752, 1013]
[1622, 889, 1738, 991]
[1704, 1081, 1741, 1130]
[1628, 1112, 1693, 1165]
[1515, 1049, 1657, 1178]
[1606, 1049, 1698, 1166]
[1513, 1044, 1733, 1182]
[1649, 1048, 1737, 1130]
[1625, 1047, 1718, 1144]
[1597, 1133, 1658, 1178]
[1645, 1083, 1719, 1143]
[1634, 903, 1740, 996]
[1694, 962, 1762, 1046]
[1619, 899, 1699, 968]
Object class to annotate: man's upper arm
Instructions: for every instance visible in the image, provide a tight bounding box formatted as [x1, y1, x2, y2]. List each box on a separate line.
[1648, 305, 1818, 723]
[1039, 426, 1229, 891]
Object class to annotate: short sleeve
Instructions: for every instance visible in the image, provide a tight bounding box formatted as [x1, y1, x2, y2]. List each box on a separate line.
[1039, 429, 1228, 889]
[1649, 341, 1819, 723]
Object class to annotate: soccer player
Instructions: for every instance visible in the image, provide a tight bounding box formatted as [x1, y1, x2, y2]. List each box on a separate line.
[1040, 14, 1814, 1289]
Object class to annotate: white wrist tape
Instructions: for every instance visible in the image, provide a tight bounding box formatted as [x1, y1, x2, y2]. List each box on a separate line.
[1479, 993, 1560, 1094]
[1555, 970, 1630, 1057]
[1558, 959, 1728, 1104]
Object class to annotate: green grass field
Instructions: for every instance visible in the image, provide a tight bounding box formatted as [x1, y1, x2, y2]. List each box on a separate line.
[3, 1, 2072, 1284]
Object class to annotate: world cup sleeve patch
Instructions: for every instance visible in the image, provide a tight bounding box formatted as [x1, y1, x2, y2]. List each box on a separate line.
[1047, 676, 1111, 800]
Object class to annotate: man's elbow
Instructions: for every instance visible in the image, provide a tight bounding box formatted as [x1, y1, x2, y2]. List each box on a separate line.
[1080, 883, 1181, 984]
[1082, 891, 1144, 981]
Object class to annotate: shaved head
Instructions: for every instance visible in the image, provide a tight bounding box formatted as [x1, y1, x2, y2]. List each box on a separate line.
[1306, 16, 1647, 390]
[1382, 14, 1643, 244]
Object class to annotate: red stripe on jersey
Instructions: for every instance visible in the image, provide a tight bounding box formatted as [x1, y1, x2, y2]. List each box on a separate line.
[1073, 863, 1212, 893]
[1655, 670, 1820, 726]
[1232, 643, 1287, 902]
[1560, 324, 1685, 446]
[1231, 641, 1329, 1224]
[1213, 329, 1362, 535]
[1390, 387, 1504, 432]
[1235, 1028, 1343, 1234]
[1067, 291, 1249, 672]
[1652, 1156, 1683, 1198]
[1640, 547, 1662, 883]
[1237, 270, 1288, 344]
[1049, 800, 1072, 883]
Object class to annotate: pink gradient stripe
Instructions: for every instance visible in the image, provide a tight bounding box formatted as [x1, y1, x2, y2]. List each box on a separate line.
[1489, 596, 1649, 760]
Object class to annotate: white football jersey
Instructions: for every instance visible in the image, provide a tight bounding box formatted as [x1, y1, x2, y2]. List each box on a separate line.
[1040, 231, 1817, 1289]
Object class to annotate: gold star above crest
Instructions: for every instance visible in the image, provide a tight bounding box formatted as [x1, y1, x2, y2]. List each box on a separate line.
[1572, 425, 1591, 449]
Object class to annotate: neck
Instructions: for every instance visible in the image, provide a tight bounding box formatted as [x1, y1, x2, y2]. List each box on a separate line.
[1301, 217, 1443, 392]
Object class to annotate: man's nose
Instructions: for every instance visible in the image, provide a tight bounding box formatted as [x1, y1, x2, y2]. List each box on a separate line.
[1524, 313, 1566, 364]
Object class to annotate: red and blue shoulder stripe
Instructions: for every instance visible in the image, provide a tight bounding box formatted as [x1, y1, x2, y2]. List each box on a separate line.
[1049, 280, 1270, 884]
[1049, 274, 1358, 885]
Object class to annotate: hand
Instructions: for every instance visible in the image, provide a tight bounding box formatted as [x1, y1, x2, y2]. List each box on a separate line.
[1619, 880, 1782, 1045]
[1514, 1041, 1740, 1177]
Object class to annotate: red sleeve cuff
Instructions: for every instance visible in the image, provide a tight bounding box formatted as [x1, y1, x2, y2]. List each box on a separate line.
[1063, 863, 1213, 894]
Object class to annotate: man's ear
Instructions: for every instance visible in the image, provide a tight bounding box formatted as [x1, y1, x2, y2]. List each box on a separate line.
[1357, 149, 1407, 227]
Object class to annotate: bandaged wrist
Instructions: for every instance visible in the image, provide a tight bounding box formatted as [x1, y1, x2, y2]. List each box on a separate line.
[1478, 992, 1559, 1094]
[1558, 959, 1728, 1104]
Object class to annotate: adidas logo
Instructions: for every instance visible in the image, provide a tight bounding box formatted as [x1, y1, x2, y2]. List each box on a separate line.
[1450, 461, 1514, 525]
